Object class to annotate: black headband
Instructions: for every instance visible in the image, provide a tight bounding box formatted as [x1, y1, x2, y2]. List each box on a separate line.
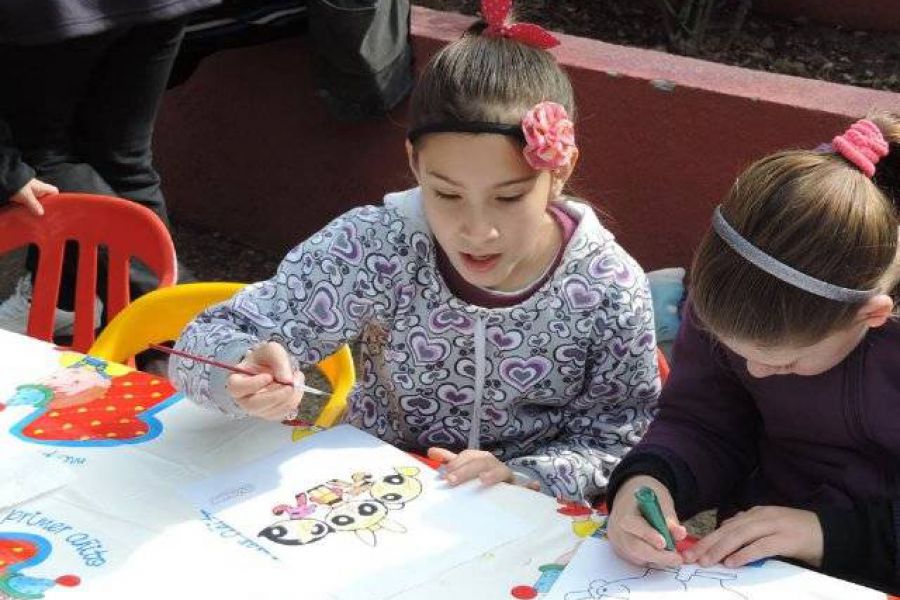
[407, 121, 526, 143]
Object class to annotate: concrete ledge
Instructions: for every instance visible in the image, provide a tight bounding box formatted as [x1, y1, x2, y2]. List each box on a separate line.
[156, 6, 900, 273]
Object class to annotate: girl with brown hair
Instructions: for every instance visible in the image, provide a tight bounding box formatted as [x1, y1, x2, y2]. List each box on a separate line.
[171, 0, 660, 503]
[606, 114, 900, 593]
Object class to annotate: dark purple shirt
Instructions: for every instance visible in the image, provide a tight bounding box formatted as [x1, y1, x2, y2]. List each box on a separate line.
[639, 306, 900, 516]
[611, 303, 900, 590]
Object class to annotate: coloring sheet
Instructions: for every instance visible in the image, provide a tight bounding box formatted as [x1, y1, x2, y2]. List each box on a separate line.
[0, 494, 302, 600]
[185, 424, 534, 600]
[542, 536, 884, 600]
[0, 327, 301, 505]
[1, 448, 76, 511]
[0, 352, 181, 448]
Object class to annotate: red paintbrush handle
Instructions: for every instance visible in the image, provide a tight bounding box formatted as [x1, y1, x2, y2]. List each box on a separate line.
[149, 343, 294, 386]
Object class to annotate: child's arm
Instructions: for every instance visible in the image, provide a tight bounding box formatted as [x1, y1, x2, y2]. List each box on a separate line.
[683, 500, 899, 591]
[606, 303, 761, 518]
[505, 272, 661, 502]
[815, 500, 898, 590]
[0, 118, 46, 210]
[170, 206, 397, 416]
[607, 474, 687, 568]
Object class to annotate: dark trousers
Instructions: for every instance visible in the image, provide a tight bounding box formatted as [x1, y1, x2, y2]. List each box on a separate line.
[171, 0, 412, 120]
[0, 18, 188, 311]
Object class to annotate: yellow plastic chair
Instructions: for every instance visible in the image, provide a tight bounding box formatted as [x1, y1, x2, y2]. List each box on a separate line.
[88, 282, 355, 428]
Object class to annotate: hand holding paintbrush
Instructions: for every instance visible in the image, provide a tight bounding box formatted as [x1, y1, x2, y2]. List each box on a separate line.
[151, 342, 326, 421]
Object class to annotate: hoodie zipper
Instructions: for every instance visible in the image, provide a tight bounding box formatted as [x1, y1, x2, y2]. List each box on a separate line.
[468, 313, 487, 451]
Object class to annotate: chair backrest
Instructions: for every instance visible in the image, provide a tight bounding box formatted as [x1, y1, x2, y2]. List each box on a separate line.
[657, 348, 670, 386]
[313, 344, 356, 428]
[89, 282, 245, 363]
[89, 282, 357, 428]
[0, 193, 176, 351]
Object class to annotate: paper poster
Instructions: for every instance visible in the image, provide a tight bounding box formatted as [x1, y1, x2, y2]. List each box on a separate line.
[542, 536, 884, 600]
[0, 448, 76, 511]
[0, 495, 135, 600]
[185, 425, 534, 600]
[0, 494, 306, 600]
[1, 353, 181, 448]
[133, 398, 299, 476]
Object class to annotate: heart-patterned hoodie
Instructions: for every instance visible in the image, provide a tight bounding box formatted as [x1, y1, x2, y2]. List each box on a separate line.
[170, 188, 660, 502]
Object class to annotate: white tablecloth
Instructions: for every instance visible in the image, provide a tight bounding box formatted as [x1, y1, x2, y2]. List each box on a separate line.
[0, 329, 887, 600]
[0, 329, 579, 599]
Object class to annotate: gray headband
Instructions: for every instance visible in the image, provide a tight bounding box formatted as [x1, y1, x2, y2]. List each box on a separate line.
[711, 206, 879, 303]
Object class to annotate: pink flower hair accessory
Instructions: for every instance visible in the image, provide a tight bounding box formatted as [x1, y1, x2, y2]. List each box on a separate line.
[521, 101, 577, 171]
[831, 118, 889, 178]
[481, 0, 560, 50]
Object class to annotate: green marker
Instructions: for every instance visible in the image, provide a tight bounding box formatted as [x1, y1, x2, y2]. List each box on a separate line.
[634, 486, 675, 551]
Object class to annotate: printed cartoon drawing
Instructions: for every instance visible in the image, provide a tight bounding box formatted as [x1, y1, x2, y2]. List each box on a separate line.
[1, 353, 180, 447]
[511, 500, 766, 600]
[272, 493, 316, 519]
[0, 532, 80, 600]
[3, 356, 115, 411]
[556, 500, 604, 540]
[564, 564, 747, 600]
[325, 498, 407, 546]
[257, 516, 333, 547]
[511, 499, 608, 599]
[511, 564, 567, 599]
[258, 466, 422, 548]
[325, 472, 374, 500]
[369, 467, 422, 509]
[307, 484, 345, 507]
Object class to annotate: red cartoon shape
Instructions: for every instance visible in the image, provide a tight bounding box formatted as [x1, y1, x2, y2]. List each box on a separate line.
[7, 358, 179, 446]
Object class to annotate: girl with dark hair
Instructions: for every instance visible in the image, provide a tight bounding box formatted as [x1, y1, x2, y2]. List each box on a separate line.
[170, 0, 660, 503]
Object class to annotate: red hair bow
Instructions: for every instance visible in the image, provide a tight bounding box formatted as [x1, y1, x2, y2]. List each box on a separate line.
[481, 0, 560, 50]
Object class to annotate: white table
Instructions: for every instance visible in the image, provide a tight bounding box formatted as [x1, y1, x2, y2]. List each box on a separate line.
[0, 329, 581, 599]
[0, 329, 888, 600]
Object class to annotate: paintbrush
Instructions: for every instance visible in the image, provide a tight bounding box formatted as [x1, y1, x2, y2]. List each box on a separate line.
[149, 344, 328, 396]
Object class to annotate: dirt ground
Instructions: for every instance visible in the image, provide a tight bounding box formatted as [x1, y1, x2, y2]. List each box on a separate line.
[414, 0, 900, 92]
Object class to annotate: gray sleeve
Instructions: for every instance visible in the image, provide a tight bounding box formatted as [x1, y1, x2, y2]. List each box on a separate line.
[169, 206, 399, 416]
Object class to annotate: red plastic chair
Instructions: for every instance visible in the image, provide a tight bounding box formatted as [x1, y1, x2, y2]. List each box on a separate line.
[0, 193, 176, 352]
[657, 348, 670, 385]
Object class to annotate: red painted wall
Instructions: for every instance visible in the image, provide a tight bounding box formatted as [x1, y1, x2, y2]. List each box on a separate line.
[155, 7, 900, 273]
[755, 0, 899, 32]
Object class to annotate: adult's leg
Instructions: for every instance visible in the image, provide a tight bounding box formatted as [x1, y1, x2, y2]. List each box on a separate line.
[0, 35, 120, 311]
[76, 17, 194, 298]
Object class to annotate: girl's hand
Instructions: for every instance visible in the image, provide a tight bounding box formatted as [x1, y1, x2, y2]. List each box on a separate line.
[427, 447, 513, 486]
[607, 475, 687, 568]
[226, 341, 304, 421]
[684, 506, 823, 569]
[11, 178, 58, 216]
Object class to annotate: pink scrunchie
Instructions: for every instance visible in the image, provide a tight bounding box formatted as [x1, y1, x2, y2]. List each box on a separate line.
[521, 101, 577, 171]
[831, 119, 889, 178]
